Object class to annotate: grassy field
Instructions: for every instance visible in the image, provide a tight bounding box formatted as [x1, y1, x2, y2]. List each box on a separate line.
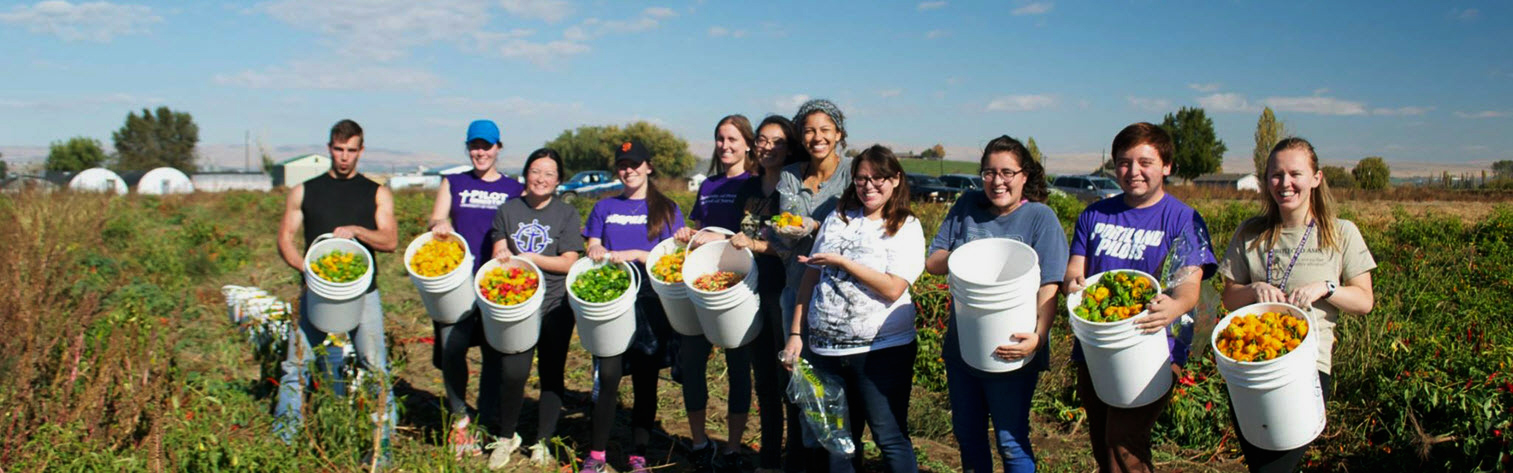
[898, 159, 979, 177]
[0, 187, 1508, 471]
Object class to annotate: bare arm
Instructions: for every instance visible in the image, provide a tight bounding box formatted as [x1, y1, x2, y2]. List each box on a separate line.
[781, 267, 822, 369]
[995, 283, 1060, 360]
[924, 249, 950, 276]
[1134, 265, 1201, 333]
[428, 178, 453, 235]
[277, 184, 306, 271]
[802, 253, 911, 303]
[335, 186, 399, 252]
[1284, 272, 1374, 314]
[1062, 254, 1087, 295]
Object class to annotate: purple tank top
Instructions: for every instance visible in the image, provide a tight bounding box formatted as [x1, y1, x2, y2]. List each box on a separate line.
[447, 171, 525, 272]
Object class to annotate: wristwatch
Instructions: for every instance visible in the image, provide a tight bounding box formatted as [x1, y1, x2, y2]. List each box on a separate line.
[1323, 280, 1338, 300]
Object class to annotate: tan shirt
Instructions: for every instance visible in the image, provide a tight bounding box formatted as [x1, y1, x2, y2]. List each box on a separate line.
[1218, 218, 1376, 373]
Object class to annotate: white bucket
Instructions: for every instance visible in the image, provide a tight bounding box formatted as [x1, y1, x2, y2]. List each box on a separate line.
[404, 231, 477, 324]
[566, 258, 641, 357]
[1213, 302, 1325, 451]
[1067, 270, 1171, 408]
[476, 256, 546, 354]
[647, 227, 735, 336]
[946, 238, 1042, 373]
[303, 234, 374, 334]
[683, 240, 761, 349]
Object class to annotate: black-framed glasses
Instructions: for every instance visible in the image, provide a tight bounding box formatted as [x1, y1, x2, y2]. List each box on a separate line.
[980, 168, 1024, 181]
[852, 174, 895, 187]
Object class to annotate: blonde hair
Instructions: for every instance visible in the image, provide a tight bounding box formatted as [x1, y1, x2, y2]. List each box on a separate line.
[1248, 137, 1341, 252]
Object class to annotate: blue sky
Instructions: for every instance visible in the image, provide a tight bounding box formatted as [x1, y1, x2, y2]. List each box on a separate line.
[1, 0, 1509, 175]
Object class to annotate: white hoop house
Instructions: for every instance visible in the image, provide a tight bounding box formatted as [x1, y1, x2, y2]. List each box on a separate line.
[138, 167, 194, 195]
[68, 168, 128, 194]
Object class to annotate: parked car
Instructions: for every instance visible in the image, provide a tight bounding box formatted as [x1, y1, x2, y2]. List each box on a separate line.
[938, 173, 982, 192]
[1051, 174, 1122, 203]
[556, 170, 623, 203]
[904, 173, 961, 202]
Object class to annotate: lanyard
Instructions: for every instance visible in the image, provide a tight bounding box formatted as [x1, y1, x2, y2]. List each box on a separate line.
[1265, 220, 1314, 292]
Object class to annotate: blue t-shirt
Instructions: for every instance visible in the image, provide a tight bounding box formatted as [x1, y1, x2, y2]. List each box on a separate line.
[1068, 193, 1217, 365]
[930, 193, 1068, 374]
[690, 171, 751, 232]
[583, 195, 685, 253]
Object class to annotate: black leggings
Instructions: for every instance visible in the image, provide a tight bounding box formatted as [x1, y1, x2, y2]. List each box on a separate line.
[1232, 371, 1334, 473]
[589, 291, 673, 452]
[679, 335, 753, 413]
[747, 288, 791, 469]
[533, 302, 575, 441]
[480, 344, 535, 438]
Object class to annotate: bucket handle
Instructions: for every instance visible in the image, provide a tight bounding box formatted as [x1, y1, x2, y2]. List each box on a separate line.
[688, 226, 735, 252]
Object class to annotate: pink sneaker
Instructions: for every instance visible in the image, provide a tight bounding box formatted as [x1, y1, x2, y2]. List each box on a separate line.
[627, 454, 651, 473]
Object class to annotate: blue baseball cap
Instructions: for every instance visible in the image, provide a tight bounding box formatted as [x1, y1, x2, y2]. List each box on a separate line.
[466, 120, 500, 145]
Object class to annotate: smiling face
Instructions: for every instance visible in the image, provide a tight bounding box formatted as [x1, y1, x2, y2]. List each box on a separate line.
[754, 123, 790, 171]
[1114, 143, 1171, 205]
[327, 135, 363, 177]
[714, 123, 750, 174]
[524, 155, 561, 199]
[467, 139, 499, 174]
[801, 112, 842, 160]
[852, 160, 897, 214]
[981, 151, 1026, 210]
[616, 159, 652, 192]
[1267, 148, 1322, 217]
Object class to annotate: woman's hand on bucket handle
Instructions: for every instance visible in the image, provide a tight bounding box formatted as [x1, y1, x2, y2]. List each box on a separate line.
[586, 243, 610, 262]
[431, 221, 454, 239]
[493, 246, 514, 263]
[674, 227, 696, 244]
[1287, 281, 1329, 309]
[1063, 274, 1086, 295]
[1134, 293, 1182, 334]
[781, 335, 803, 371]
[1250, 282, 1287, 304]
[995, 333, 1039, 360]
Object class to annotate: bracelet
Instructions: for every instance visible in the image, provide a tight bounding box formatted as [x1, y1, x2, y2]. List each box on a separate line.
[789, 332, 802, 337]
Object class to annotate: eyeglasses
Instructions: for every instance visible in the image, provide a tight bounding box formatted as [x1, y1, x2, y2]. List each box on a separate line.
[852, 174, 895, 187]
[980, 168, 1024, 181]
[527, 169, 558, 179]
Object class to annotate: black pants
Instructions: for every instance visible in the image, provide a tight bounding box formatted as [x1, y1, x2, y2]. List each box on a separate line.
[746, 288, 791, 470]
[1232, 371, 1334, 473]
[533, 301, 576, 441]
[589, 286, 675, 452]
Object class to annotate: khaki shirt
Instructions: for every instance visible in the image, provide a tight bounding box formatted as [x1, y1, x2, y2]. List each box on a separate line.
[1218, 218, 1376, 373]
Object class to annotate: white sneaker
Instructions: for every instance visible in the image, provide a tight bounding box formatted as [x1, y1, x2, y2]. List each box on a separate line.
[529, 440, 555, 466]
[485, 433, 522, 470]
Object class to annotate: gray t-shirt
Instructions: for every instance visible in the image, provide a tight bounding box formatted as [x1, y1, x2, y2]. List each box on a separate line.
[776, 159, 853, 287]
[1218, 218, 1376, 374]
[929, 193, 1069, 373]
[492, 197, 585, 312]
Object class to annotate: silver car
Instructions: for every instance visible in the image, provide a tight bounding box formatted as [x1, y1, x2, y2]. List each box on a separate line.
[1051, 175, 1122, 203]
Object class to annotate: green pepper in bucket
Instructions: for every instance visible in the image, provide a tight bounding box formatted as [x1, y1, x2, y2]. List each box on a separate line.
[571, 264, 631, 303]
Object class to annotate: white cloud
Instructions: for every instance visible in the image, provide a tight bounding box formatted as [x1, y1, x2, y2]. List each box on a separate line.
[1372, 106, 1432, 116]
[493, 38, 590, 65]
[0, 92, 164, 111]
[879, 89, 903, 98]
[708, 26, 727, 36]
[1011, 2, 1053, 15]
[1312, 88, 1331, 96]
[214, 61, 444, 91]
[917, 1, 946, 11]
[985, 94, 1055, 112]
[1196, 93, 1256, 112]
[1449, 7, 1479, 21]
[1126, 96, 1172, 112]
[569, 6, 678, 40]
[499, 0, 573, 23]
[1455, 110, 1507, 119]
[1263, 95, 1367, 115]
[421, 96, 587, 117]
[1462, 144, 1489, 152]
[257, 0, 491, 61]
[0, 1, 161, 42]
[925, 29, 948, 39]
[775, 94, 810, 110]
[644, 6, 677, 18]
[1187, 82, 1221, 93]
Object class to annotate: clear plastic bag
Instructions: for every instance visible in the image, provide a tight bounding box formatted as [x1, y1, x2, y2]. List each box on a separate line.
[1159, 223, 1216, 361]
[786, 356, 855, 457]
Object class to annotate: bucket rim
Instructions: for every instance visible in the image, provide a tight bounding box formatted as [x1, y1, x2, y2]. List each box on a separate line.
[1066, 269, 1162, 326]
[1210, 302, 1317, 366]
[404, 230, 474, 282]
[474, 255, 547, 311]
[946, 237, 1041, 287]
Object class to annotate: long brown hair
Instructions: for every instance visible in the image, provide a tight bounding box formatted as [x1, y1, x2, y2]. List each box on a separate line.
[706, 115, 756, 176]
[640, 162, 678, 242]
[837, 145, 913, 236]
[1247, 137, 1340, 252]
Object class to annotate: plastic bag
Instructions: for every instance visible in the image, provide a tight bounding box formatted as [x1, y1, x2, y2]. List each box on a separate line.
[786, 356, 855, 457]
[1158, 223, 1216, 363]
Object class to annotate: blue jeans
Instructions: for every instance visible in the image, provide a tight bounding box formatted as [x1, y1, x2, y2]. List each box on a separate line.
[806, 342, 919, 473]
[946, 355, 1041, 473]
[273, 290, 396, 443]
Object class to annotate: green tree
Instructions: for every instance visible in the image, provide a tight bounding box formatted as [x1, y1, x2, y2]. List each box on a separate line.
[46, 136, 109, 172]
[1321, 165, 1355, 189]
[113, 106, 200, 173]
[1025, 137, 1045, 163]
[0, 158, 7, 180]
[929, 143, 946, 161]
[1160, 107, 1227, 181]
[1493, 160, 1513, 180]
[1252, 107, 1284, 179]
[1352, 156, 1390, 190]
[544, 121, 696, 177]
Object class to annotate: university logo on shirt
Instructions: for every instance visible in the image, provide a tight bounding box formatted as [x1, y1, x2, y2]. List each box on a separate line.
[512, 219, 554, 254]
[458, 189, 510, 210]
[605, 213, 648, 225]
[1090, 222, 1164, 260]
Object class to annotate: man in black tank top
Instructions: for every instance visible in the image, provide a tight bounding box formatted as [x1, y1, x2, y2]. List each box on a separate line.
[273, 120, 400, 467]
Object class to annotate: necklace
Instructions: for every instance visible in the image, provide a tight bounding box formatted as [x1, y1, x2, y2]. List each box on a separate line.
[1265, 220, 1314, 292]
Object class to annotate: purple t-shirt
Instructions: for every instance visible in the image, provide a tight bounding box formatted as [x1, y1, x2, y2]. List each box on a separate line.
[447, 171, 525, 272]
[690, 171, 751, 232]
[1069, 193, 1216, 365]
[583, 195, 685, 252]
